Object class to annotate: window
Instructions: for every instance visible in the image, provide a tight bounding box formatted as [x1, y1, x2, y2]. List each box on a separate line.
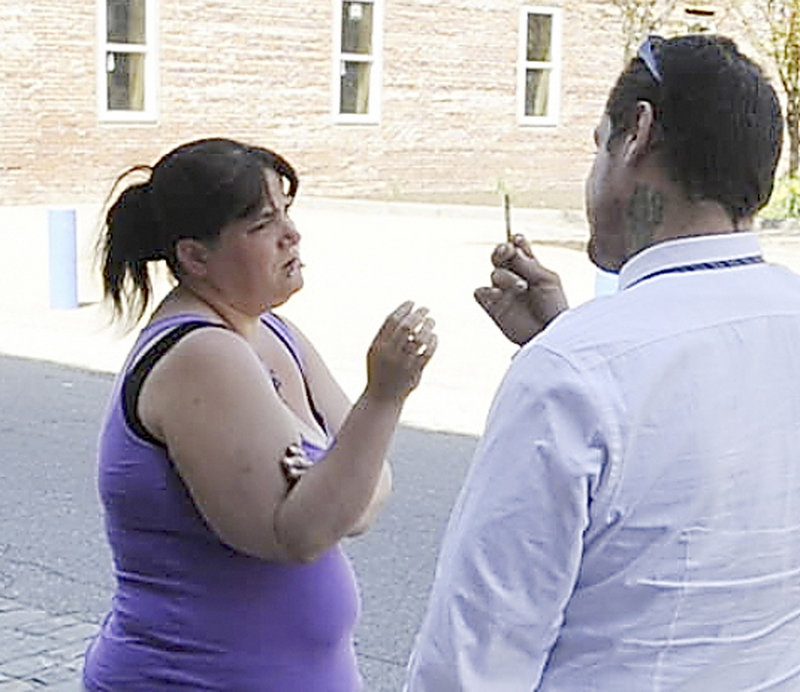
[683, 6, 716, 33]
[518, 6, 562, 126]
[332, 0, 383, 123]
[98, 0, 158, 121]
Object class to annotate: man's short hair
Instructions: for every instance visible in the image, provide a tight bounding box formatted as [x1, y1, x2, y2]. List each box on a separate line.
[606, 34, 783, 222]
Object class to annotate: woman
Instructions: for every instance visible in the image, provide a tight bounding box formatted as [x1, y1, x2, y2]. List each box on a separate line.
[82, 138, 437, 691]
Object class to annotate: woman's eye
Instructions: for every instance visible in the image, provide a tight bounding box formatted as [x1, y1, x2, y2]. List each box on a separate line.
[250, 218, 274, 233]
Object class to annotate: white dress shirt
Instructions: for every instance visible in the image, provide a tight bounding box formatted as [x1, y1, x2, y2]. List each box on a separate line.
[406, 233, 800, 691]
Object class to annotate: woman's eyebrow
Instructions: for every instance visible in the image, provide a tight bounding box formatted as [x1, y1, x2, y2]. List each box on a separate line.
[244, 207, 274, 229]
[255, 201, 278, 218]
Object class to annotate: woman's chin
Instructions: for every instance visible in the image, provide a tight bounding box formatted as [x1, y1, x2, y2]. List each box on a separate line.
[270, 278, 304, 309]
[289, 273, 304, 295]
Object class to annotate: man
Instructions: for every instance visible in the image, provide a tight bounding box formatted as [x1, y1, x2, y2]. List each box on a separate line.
[406, 35, 800, 690]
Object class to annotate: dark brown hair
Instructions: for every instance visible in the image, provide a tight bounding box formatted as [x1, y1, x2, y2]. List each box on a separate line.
[99, 138, 298, 322]
[606, 35, 783, 223]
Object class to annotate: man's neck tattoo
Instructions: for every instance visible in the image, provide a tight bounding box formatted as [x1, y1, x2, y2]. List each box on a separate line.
[626, 184, 664, 256]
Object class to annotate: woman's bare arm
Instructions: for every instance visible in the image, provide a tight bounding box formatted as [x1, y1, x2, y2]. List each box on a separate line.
[140, 303, 435, 563]
[280, 316, 394, 535]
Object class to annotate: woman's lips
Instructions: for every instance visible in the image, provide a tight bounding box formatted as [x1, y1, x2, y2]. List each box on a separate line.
[284, 257, 304, 275]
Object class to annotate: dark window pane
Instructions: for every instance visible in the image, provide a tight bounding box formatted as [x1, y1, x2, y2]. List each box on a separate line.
[342, 2, 373, 54]
[107, 0, 146, 44]
[525, 68, 550, 116]
[340, 61, 371, 114]
[107, 52, 145, 110]
[526, 14, 552, 62]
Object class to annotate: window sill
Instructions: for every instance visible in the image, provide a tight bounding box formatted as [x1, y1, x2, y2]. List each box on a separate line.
[333, 114, 381, 126]
[99, 110, 158, 124]
[518, 116, 560, 127]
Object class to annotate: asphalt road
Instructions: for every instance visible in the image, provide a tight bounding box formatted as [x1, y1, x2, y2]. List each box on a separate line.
[0, 354, 478, 691]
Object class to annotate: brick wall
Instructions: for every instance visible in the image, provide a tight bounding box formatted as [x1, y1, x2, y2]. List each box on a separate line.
[0, 0, 772, 211]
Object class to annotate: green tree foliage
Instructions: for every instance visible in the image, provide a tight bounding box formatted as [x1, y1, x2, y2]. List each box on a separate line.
[761, 175, 800, 219]
[731, 0, 800, 177]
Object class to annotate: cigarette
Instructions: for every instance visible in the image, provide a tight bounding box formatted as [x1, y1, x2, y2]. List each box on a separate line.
[504, 193, 512, 242]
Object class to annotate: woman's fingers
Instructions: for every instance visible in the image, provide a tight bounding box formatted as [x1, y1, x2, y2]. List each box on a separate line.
[415, 316, 436, 343]
[376, 300, 415, 341]
[373, 302, 437, 355]
[404, 316, 436, 356]
[386, 305, 430, 349]
[399, 306, 430, 340]
[367, 302, 437, 400]
[415, 333, 438, 370]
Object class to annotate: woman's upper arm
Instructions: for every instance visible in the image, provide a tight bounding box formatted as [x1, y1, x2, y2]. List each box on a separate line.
[279, 317, 351, 432]
[139, 329, 298, 561]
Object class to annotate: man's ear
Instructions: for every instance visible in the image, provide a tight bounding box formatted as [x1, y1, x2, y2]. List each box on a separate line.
[621, 101, 657, 165]
[175, 238, 210, 277]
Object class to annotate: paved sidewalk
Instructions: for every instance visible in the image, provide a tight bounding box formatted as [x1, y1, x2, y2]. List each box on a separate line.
[0, 596, 94, 691]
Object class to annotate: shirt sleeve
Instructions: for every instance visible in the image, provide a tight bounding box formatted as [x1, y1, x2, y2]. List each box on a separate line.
[405, 344, 607, 692]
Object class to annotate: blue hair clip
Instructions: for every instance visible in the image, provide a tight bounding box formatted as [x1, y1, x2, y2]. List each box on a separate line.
[638, 35, 664, 84]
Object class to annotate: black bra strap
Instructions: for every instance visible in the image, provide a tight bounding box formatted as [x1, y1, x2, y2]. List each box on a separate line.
[122, 321, 228, 447]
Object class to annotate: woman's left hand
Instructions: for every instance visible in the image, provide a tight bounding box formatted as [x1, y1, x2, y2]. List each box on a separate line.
[365, 301, 438, 403]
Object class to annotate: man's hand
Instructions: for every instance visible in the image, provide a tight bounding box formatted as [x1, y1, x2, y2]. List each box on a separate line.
[474, 235, 569, 345]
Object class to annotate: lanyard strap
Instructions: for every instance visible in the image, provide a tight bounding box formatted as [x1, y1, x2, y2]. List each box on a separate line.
[626, 255, 764, 289]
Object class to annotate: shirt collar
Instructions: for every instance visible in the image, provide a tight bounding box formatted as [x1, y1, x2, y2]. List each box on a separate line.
[618, 232, 763, 291]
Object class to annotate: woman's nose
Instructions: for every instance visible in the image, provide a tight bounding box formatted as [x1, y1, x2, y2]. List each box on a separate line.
[281, 218, 301, 246]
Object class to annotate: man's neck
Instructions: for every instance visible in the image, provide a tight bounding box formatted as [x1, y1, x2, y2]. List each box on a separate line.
[622, 182, 749, 262]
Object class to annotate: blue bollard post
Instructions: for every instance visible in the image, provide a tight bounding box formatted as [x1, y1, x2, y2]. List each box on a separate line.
[48, 208, 79, 309]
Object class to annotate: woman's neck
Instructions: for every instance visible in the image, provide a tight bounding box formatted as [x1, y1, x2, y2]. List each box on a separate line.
[160, 284, 262, 340]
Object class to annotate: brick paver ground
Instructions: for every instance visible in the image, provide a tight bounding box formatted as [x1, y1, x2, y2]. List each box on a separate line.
[0, 596, 97, 690]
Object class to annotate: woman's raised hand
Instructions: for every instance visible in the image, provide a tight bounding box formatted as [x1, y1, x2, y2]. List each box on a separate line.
[366, 301, 437, 402]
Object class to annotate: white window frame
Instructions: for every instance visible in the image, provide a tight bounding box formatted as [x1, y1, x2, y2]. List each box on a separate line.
[97, 0, 159, 122]
[517, 6, 562, 127]
[331, 0, 383, 124]
[683, 6, 717, 33]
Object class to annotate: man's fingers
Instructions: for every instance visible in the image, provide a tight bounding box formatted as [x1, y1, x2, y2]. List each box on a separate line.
[474, 286, 500, 313]
[491, 235, 534, 267]
[491, 268, 528, 292]
[504, 248, 559, 287]
[474, 286, 518, 320]
[512, 234, 533, 257]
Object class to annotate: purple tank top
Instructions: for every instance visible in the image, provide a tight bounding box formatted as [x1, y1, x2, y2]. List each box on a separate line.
[83, 313, 362, 691]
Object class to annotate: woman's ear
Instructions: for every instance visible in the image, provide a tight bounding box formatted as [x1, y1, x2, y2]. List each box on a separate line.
[621, 101, 657, 165]
[175, 238, 210, 277]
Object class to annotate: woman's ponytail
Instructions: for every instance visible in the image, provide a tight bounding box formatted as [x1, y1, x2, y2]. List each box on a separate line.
[99, 170, 165, 323]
